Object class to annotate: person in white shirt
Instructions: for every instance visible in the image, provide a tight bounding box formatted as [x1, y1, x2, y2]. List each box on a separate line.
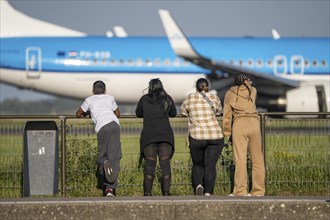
[76, 80, 121, 197]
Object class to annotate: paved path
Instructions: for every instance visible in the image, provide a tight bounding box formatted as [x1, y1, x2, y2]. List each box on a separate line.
[1, 196, 329, 220]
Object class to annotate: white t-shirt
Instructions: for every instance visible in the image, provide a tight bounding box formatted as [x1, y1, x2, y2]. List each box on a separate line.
[80, 94, 120, 132]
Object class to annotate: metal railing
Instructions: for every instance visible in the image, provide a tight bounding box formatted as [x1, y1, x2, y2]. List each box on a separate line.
[0, 113, 329, 197]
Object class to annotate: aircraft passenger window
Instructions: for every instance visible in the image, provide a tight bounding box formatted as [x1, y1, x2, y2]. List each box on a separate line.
[247, 59, 254, 67]
[154, 58, 161, 66]
[174, 58, 181, 66]
[230, 60, 235, 65]
[267, 60, 273, 67]
[294, 60, 301, 67]
[119, 59, 125, 65]
[110, 59, 117, 66]
[313, 60, 318, 67]
[127, 59, 133, 66]
[145, 58, 152, 67]
[93, 59, 98, 65]
[163, 59, 171, 66]
[136, 58, 143, 66]
[304, 60, 310, 68]
[102, 59, 107, 65]
[321, 60, 327, 67]
[277, 59, 284, 67]
[256, 59, 263, 68]
[239, 60, 243, 67]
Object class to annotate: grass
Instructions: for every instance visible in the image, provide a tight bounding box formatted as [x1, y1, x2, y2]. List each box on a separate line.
[0, 117, 329, 198]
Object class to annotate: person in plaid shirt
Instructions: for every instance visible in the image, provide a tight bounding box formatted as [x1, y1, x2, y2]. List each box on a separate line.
[181, 78, 224, 196]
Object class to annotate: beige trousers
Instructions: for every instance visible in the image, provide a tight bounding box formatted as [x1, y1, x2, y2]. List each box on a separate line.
[232, 117, 265, 196]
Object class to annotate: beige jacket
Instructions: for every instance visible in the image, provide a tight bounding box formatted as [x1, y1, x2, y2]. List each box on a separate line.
[222, 85, 259, 137]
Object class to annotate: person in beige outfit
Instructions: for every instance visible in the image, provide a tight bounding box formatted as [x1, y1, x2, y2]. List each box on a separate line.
[222, 72, 265, 196]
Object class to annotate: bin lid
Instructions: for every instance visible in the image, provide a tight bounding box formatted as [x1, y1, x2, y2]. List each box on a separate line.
[24, 121, 58, 131]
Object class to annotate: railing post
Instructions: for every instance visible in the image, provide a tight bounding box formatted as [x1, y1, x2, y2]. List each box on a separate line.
[59, 115, 67, 197]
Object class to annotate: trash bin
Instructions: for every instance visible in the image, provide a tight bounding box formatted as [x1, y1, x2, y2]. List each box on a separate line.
[23, 121, 59, 196]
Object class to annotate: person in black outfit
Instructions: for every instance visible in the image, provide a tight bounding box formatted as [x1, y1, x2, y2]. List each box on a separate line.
[135, 78, 177, 196]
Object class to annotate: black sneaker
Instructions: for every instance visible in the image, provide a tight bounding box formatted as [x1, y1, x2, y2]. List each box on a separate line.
[104, 160, 116, 183]
[196, 184, 204, 196]
[105, 187, 115, 197]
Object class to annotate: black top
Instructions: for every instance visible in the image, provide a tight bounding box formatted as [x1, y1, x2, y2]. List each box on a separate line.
[135, 94, 177, 157]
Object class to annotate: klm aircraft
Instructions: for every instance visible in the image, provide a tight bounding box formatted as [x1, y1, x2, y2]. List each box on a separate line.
[1, 1, 329, 112]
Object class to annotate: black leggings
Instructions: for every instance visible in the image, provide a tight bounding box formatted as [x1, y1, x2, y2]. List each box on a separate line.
[189, 136, 224, 194]
[143, 142, 173, 195]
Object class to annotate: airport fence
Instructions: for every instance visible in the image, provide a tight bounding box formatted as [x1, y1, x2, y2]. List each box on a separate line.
[0, 113, 329, 198]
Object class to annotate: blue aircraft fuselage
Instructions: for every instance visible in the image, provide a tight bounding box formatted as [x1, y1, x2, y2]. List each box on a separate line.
[1, 37, 329, 76]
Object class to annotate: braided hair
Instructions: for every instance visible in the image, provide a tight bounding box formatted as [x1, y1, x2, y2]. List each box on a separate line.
[234, 72, 252, 102]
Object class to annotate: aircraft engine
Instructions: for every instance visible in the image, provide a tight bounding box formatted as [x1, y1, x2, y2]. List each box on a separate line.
[286, 84, 329, 112]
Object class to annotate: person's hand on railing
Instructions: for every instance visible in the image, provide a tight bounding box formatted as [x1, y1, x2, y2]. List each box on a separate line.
[82, 111, 91, 118]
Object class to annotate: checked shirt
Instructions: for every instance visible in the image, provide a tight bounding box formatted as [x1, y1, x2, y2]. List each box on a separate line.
[181, 91, 224, 140]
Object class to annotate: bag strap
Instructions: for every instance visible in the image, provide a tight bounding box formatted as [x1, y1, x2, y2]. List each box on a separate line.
[199, 92, 216, 116]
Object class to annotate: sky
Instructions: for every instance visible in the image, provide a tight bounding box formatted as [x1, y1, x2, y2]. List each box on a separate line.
[0, 0, 329, 101]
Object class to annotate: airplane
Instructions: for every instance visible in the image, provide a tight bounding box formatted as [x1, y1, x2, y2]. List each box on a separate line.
[1, 0, 329, 112]
[158, 10, 330, 112]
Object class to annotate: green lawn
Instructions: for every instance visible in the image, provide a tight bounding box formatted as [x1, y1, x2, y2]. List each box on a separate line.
[0, 117, 329, 198]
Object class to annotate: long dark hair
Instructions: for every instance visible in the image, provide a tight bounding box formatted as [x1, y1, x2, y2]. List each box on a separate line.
[148, 78, 172, 112]
[234, 72, 252, 102]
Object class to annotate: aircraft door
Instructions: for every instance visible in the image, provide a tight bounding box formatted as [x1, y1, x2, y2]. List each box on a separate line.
[290, 55, 304, 75]
[26, 47, 42, 78]
[273, 55, 288, 76]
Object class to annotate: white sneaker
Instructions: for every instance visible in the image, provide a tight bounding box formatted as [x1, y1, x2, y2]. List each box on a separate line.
[105, 187, 115, 197]
[196, 184, 204, 195]
[228, 194, 235, 196]
[244, 193, 252, 196]
[204, 193, 211, 196]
